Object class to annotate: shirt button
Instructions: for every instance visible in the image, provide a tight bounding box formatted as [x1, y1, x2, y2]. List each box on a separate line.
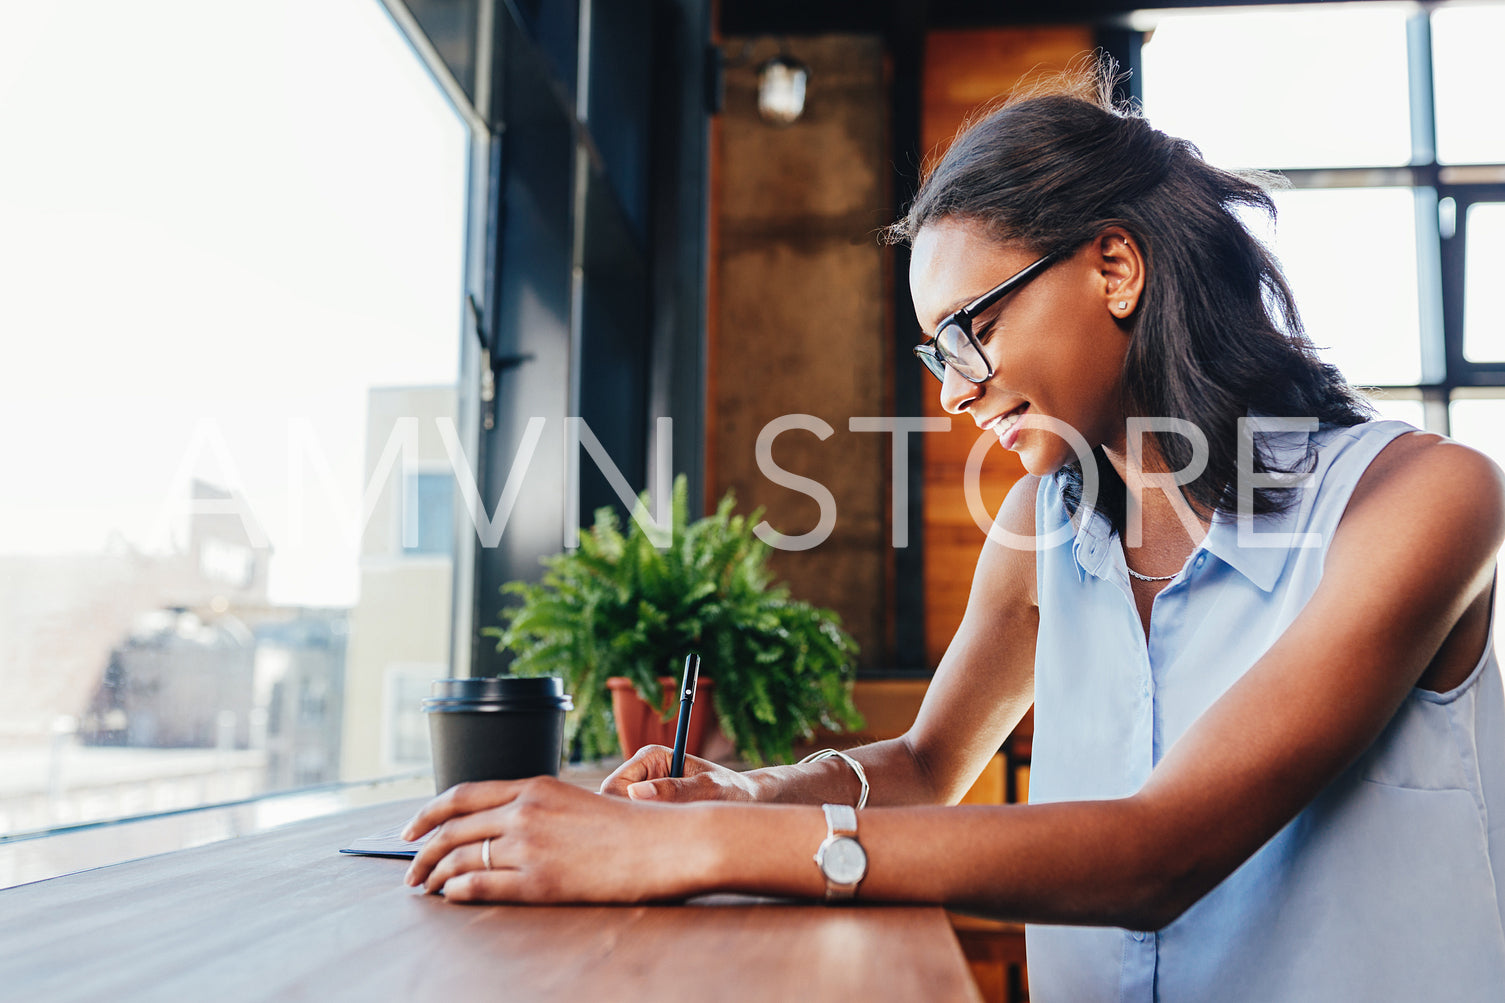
[1131, 930, 1149, 942]
[1194, 554, 1207, 569]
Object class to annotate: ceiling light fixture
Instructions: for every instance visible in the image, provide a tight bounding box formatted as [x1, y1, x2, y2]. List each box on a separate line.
[757, 51, 808, 126]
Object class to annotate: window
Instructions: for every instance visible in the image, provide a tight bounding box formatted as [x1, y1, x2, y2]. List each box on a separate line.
[403, 472, 458, 558]
[1235, 187, 1423, 387]
[0, 0, 470, 840]
[1462, 202, 1505, 362]
[1431, 4, 1505, 166]
[1142, 5, 1413, 171]
[383, 664, 443, 771]
[1143, 1, 1505, 649]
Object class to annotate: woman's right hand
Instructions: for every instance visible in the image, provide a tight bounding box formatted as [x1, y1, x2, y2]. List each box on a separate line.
[598, 745, 765, 802]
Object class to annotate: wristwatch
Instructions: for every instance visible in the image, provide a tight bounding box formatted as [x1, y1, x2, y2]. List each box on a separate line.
[813, 803, 867, 900]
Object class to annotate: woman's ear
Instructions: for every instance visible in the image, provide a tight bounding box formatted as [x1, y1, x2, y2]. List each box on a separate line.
[1095, 226, 1146, 323]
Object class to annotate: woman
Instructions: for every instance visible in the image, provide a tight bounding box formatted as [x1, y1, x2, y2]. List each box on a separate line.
[401, 66, 1505, 1000]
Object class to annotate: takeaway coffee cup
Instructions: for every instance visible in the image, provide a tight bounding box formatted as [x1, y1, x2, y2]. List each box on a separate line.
[422, 676, 573, 793]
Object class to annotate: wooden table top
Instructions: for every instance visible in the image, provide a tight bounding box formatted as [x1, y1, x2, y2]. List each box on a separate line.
[0, 797, 981, 1002]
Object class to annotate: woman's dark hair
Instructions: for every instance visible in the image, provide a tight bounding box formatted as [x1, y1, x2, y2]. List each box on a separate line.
[887, 59, 1373, 528]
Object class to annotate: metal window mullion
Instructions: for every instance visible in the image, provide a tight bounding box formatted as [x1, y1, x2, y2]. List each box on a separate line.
[1406, 11, 1438, 166]
[451, 123, 497, 679]
[576, 0, 592, 124]
[1276, 166, 1422, 189]
[563, 1, 591, 549]
[1421, 384, 1452, 438]
[1413, 186, 1447, 390]
[453, 0, 504, 680]
[1406, 10, 1448, 410]
[474, 0, 496, 125]
[562, 175, 589, 548]
[1439, 184, 1469, 392]
[374, 0, 487, 134]
[468, 5, 509, 675]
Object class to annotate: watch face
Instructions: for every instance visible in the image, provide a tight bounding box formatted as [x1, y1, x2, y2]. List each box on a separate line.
[823, 837, 867, 885]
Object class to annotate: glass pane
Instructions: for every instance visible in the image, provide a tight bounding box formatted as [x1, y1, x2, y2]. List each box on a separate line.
[1433, 5, 1505, 165]
[1364, 395, 1426, 429]
[0, 0, 469, 839]
[1239, 188, 1422, 386]
[404, 472, 458, 558]
[1142, 6, 1412, 170]
[1446, 399, 1505, 657]
[1464, 203, 1505, 361]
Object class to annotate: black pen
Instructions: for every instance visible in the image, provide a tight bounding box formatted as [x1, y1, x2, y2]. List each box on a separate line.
[668, 653, 701, 779]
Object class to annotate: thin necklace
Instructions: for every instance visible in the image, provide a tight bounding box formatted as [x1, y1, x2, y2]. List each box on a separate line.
[1126, 565, 1178, 583]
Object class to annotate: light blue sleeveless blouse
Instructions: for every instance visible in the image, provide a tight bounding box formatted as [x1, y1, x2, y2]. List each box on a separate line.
[1029, 419, 1505, 1001]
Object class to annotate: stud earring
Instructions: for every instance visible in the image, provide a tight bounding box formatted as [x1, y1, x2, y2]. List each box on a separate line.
[1118, 301, 1129, 311]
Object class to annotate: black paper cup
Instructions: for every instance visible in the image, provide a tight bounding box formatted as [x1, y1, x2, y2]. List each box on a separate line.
[422, 677, 573, 793]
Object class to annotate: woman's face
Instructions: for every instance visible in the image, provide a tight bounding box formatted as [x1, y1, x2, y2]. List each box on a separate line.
[908, 217, 1140, 476]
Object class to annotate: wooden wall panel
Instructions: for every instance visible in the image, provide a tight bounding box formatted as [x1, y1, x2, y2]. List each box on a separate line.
[918, 27, 1096, 669]
[921, 28, 1098, 162]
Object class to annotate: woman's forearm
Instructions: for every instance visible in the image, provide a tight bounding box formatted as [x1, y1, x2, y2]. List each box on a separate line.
[742, 736, 946, 808]
[684, 797, 1171, 929]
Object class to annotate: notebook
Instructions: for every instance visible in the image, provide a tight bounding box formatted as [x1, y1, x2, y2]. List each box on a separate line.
[339, 821, 432, 858]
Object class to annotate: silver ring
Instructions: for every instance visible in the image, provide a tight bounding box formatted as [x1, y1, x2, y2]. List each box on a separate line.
[481, 837, 492, 870]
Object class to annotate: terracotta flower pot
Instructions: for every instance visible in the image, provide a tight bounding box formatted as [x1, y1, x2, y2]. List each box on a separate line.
[606, 676, 715, 759]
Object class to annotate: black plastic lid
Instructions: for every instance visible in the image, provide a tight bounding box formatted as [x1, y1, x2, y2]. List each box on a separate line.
[422, 676, 573, 712]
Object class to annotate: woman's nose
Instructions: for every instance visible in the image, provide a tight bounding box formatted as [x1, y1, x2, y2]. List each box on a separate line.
[938, 363, 981, 415]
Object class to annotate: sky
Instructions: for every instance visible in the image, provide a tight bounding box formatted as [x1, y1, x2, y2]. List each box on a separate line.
[0, 0, 469, 607]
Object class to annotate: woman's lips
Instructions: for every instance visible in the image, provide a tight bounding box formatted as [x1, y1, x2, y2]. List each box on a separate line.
[996, 403, 1030, 449]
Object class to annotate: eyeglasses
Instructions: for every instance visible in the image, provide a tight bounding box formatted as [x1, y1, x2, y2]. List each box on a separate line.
[913, 250, 1064, 384]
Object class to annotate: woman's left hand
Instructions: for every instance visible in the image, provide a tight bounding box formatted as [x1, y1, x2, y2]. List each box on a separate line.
[400, 776, 709, 903]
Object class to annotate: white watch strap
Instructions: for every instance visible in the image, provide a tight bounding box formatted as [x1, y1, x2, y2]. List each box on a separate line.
[822, 802, 857, 836]
[799, 748, 869, 810]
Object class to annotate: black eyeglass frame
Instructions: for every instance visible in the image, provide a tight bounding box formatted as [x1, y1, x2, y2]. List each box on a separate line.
[912, 249, 1066, 384]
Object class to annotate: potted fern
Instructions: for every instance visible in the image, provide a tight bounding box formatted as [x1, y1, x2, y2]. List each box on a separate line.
[490, 475, 862, 766]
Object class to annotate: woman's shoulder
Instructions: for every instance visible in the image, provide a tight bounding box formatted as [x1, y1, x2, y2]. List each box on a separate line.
[971, 473, 1044, 608]
[1341, 425, 1505, 548]
[1002, 472, 1043, 534]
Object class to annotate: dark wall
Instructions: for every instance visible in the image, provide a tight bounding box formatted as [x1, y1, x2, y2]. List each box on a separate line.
[470, 0, 711, 674]
[712, 35, 892, 666]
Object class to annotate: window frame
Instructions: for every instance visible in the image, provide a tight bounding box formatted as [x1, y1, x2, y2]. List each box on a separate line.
[1140, 4, 1505, 436]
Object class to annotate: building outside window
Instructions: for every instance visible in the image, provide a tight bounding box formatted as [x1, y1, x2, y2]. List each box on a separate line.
[383, 663, 445, 771]
[0, 0, 470, 870]
[403, 471, 459, 558]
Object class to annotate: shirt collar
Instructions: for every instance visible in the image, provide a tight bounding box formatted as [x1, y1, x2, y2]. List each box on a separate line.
[1201, 510, 1294, 592]
[1197, 421, 1320, 592]
[1067, 494, 1118, 585]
